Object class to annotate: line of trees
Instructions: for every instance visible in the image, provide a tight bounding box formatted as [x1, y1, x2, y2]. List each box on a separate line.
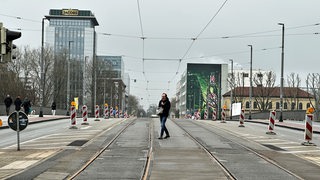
[1, 45, 144, 116]
[228, 71, 320, 120]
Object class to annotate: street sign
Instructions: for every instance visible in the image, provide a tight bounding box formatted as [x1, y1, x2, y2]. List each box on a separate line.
[8, 111, 28, 131]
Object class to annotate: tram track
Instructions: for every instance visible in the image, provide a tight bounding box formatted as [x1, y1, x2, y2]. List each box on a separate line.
[195, 120, 305, 180]
[172, 119, 303, 180]
[171, 119, 236, 180]
[68, 117, 154, 180]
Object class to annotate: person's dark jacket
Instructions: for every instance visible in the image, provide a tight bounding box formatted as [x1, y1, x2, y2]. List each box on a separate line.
[51, 102, 56, 110]
[4, 97, 13, 107]
[22, 99, 31, 113]
[14, 97, 22, 111]
[158, 98, 171, 117]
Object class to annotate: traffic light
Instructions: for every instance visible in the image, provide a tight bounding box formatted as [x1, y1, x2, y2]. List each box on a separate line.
[0, 23, 21, 63]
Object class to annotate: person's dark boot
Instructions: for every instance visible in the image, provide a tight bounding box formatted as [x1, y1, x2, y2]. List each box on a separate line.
[164, 135, 170, 139]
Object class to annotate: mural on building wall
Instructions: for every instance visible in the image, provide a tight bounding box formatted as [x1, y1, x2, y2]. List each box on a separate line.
[186, 64, 221, 118]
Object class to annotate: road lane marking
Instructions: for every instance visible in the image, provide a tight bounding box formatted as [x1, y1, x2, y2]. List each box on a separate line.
[255, 139, 283, 142]
[25, 151, 56, 158]
[282, 150, 320, 154]
[280, 146, 312, 149]
[266, 141, 298, 145]
[0, 160, 39, 169]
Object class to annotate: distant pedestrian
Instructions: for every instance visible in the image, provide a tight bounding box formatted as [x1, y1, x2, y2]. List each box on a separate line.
[51, 102, 56, 116]
[4, 94, 13, 116]
[22, 97, 31, 115]
[158, 93, 171, 139]
[14, 96, 22, 111]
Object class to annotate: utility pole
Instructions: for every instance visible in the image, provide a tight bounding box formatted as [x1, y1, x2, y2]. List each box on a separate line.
[278, 23, 285, 122]
[66, 40, 73, 116]
[248, 45, 253, 120]
[229, 59, 233, 120]
[39, 18, 45, 117]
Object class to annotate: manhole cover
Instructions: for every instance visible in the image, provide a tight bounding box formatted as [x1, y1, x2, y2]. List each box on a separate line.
[67, 140, 88, 146]
[262, 144, 286, 151]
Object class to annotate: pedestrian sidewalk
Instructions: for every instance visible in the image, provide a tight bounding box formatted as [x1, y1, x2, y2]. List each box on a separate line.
[0, 115, 69, 129]
[246, 119, 320, 134]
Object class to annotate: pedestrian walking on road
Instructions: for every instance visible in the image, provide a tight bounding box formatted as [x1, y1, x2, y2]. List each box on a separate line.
[22, 97, 31, 115]
[158, 93, 171, 139]
[14, 96, 22, 111]
[51, 101, 56, 116]
[4, 94, 13, 116]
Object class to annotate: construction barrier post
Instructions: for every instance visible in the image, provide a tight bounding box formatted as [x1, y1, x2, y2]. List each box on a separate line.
[110, 107, 114, 118]
[69, 106, 78, 129]
[212, 108, 217, 121]
[266, 110, 276, 135]
[116, 109, 119, 118]
[104, 105, 109, 119]
[239, 109, 245, 127]
[94, 105, 100, 121]
[204, 109, 208, 120]
[220, 109, 226, 123]
[81, 105, 89, 125]
[301, 114, 316, 146]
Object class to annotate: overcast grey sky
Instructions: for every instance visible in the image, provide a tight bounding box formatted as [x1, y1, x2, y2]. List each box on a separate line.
[1, 0, 320, 109]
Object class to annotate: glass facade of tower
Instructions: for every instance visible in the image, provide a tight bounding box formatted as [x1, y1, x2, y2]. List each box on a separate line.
[45, 9, 98, 109]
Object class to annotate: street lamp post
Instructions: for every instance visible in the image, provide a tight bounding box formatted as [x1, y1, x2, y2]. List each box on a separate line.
[248, 45, 253, 120]
[278, 23, 285, 122]
[66, 40, 73, 116]
[229, 59, 233, 120]
[39, 17, 46, 117]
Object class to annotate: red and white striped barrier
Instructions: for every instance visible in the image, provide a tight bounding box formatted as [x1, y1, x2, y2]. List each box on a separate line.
[81, 105, 89, 125]
[95, 105, 100, 121]
[197, 111, 200, 120]
[221, 109, 226, 123]
[266, 110, 276, 135]
[239, 109, 245, 127]
[212, 109, 217, 121]
[302, 114, 316, 146]
[204, 109, 208, 120]
[116, 110, 119, 118]
[69, 106, 78, 129]
[104, 106, 109, 119]
[110, 107, 114, 118]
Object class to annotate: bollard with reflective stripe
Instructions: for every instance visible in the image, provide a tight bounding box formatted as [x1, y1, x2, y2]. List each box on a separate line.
[220, 109, 226, 123]
[95, 105, 100, 121]
[69, 106, 78, 129]
[302, 114, 316, 146]
[81, 105, 89, 125]
[104, 106, 109, 119]
[110, 107, 114, 118]
[204, 109, 208, 120]
[266, 110, 276, 135]
[239, 109, 245, 127]
[212, 108, 217, 121]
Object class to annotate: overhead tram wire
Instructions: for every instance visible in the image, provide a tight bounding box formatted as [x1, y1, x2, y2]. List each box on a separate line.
[136, 0, 151, 103]
[0, 13, 41, 23]
[171, 0, 229, 81]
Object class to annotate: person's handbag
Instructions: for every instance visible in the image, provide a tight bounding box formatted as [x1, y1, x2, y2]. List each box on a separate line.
[156, 107, 163, 115]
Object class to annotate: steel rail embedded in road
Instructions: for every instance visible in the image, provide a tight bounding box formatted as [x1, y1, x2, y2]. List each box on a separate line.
[171, 119, 236, 180]
[141, 118, 154, 180]
[189, 120, 304, 180]
[68, 118, 137, 180]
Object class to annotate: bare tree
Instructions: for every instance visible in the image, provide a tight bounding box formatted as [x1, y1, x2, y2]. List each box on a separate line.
[306, 73, 320, 121]
[286, 73, 301, 110]
[253, 71, 276, 111]
[127, 95, 140, 116]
